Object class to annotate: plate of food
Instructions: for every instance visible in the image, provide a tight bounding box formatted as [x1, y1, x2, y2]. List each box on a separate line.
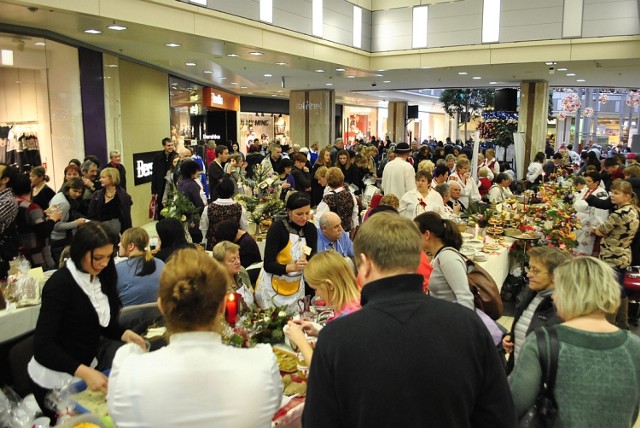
[487, 226, 504, 235]
[473, 252, 489, 262]
[273, 348, 298, 374]
[465, 240, 483, 249]
[281, 373, 307, 396]
[516, 232, 541, 240]
[483, 243, 500, 251]
[460, 246, 476, 257]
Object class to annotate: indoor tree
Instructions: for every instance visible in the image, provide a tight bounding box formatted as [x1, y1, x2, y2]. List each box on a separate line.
[439, 89, 495, 141]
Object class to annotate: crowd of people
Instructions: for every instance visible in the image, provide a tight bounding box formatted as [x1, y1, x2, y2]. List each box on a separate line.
[3, 134, 640, 427]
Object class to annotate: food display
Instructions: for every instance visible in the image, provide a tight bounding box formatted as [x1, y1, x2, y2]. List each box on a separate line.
[274, 348, 298, 373]
[282, 374, 307, 396]
[73, 423, 101, 428]
[71, 390, 108, 418]
[486, 226, 504, 235]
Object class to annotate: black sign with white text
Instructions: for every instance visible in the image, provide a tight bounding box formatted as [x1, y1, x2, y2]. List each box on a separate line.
[132, 151, 157, 186]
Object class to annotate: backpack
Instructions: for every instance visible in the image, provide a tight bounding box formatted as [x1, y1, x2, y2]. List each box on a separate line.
[323, 190, 355, 231]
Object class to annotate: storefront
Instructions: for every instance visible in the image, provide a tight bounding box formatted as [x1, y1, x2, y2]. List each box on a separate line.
[342, 105, 379, 145]
[239, 96, 289, 150]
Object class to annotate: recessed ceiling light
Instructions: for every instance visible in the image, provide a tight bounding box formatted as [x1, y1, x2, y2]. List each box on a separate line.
[264, 74, 272, 77]
[558, 68, 568, 71]
[566, 73, 576, 76]
[165, 43, 181, 47]
[240, 86, 247, 89]
[576, 79, 586, 82]
[84, 29, 102, 34]
[383, 80, 391, 83]
[421, 66, 432, 69]
[227, 53, 239, 57]
[544, 61, 557, 65]
[185, 62, 196, 66]
[203, 70, 213, 74]
[276, 62, 287, 66]
[347, 75, 355, 78]
[220, 77, 227, 80]
[335, 68, 345, 72]
[458, 71, 468, 75]
[489, 81, 498, 85]
[34, 42, 45, 46]
[107, 24, 127, 31]
[325, 83, 333, 86]
[230, 82, 238, 85]
[277, 90, 283, 93]
[249, 51, 264, 56]
[315, 69, 325, 73]
[104, 64, 118, 68]
[271, 94, 277, 96]
[374, 74, 383, 77]
[473, 76, 482, 80]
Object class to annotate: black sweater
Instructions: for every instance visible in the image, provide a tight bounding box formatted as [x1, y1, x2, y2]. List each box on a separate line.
[303, 274, 515, 428]
[32, 267, 125, 376]
[263, 219, 317, 276]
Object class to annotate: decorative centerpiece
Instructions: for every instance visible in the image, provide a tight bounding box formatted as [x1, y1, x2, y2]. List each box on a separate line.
[159, 192, 201, 243]
[223, 305, 291, 348]
[234, 163, 285, 235]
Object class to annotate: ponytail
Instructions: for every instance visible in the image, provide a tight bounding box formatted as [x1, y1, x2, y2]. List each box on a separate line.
[136, 249, 157, 277]
[440, 219, 463, 250]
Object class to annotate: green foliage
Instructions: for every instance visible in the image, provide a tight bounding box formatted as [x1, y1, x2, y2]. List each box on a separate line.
[159, 192, 201, 225]
[439, 89, 495, 118]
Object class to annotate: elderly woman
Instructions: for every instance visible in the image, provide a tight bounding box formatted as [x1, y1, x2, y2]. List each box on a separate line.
[447, 158, 481, 208]
[116, 227, 165, 307]
[573, 171, 609, 255]
[211, 240, 254, 308]
[502, 247, 570, 373]
[255, 193, 317, 312]
[89, 167, 132, 235]
[487, 173, 514, 204]
[108, 249, 282, 427]
[399, 170, 434, 219]
[284, 251, 360, 364]
[316, 167, 359, 233]
[509, 256, 640, 427]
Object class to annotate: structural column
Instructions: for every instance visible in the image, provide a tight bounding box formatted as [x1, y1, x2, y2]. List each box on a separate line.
[289, 90, 335, 148]
[387, 101, 408, 144]
[518, 81, 549, 167]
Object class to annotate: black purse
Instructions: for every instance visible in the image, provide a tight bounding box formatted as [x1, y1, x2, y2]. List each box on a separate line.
[519, 327, 559, 428]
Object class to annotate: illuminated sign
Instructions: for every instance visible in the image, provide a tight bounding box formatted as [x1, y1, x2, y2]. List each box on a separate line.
[132, 151, 157, 186]
[297, 101, 323, 110]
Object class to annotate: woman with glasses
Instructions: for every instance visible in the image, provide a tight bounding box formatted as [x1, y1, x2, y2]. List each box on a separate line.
[502, 247, 570, 374]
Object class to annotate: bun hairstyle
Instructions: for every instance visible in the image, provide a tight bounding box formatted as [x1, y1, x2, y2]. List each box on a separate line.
[159, 248, 229, 333]
[31, 166, 49, 182]
[414, 212, 463, 250]
[286, 192, 311, 211]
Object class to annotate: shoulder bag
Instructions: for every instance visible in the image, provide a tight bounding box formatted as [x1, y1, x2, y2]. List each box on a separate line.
[519, 327, 559, 428]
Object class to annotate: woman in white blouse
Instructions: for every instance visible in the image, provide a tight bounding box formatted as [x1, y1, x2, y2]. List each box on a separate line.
[399, 170, 434, 219]
[573, 171, 610, 255]
[108, 248, 282, 428]
[447, 158, 481, 209]
[526, 152, 546, 185]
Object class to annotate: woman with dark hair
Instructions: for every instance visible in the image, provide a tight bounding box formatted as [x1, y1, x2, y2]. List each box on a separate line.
[49, 177, 87, 263]
[334, 149, 360, 190]
[525, 151, 546, 185]
[30, 166, 55, 211]
[414, 212, 474, 310]
[177, 159, 206, 243]
[12, 173, 62, 269]
[116, 227, 165, 307]
[28, 222, 145, 421]
[255, 193, 317, 312]
[311, 147, 332, 206]
[214, 220, 262, 268]
[200, 177, 248, 251]
[108, 249, 282, 427]
[61, 164, 81, 190]
[89, 167, 132, 235]
[154, 218, 195, 263]
[245, 143, 264, 179]
[573, 171, 609, 255]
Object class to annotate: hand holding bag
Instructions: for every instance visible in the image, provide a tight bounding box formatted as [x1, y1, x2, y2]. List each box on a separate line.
[519, 327, 559, 428]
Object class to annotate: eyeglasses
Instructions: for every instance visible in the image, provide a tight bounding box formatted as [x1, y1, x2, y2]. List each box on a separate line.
[525, 267, 550, 276]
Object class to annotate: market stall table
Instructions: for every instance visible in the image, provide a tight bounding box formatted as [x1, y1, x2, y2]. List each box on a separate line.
[0, 305, 40, 343]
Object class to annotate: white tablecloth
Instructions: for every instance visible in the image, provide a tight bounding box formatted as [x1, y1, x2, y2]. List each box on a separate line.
[0, 305, 40, 343]
[471, 237, 515, 291]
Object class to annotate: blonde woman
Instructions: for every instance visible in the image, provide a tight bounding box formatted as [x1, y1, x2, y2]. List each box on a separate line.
[88, 167, 132, 234]
[283, 251, 361, 364]
[417, 159, 435, 176]
[448, 158, 481, 208]
[116, 227, 165, 307]
[509, 256, 640, 427]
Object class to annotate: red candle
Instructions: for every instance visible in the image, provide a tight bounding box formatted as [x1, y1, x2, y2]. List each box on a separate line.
[225, 292, 237, 326]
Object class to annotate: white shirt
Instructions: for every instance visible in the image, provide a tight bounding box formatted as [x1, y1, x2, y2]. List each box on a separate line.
[108, 332, 282, 428]
[487, 185, 513, 204]
[382, 157, 416, 198]
[526, 161, 543, 183]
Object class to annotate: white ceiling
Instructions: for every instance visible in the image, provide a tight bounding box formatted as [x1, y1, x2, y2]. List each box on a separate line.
[0, 1, 638, 109]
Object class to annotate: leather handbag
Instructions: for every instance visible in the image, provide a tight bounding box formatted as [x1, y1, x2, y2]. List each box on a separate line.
[519, 327, 559, 428]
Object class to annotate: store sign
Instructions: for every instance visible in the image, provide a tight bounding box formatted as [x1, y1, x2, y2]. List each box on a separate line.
[203, 133, 222, 140]
[132, 151, 157, 186]
[203, 87, 239, 111]
[296, 101, 323, 110]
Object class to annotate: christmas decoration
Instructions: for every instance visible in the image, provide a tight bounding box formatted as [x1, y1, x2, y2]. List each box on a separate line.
[561, 92, 581, 113]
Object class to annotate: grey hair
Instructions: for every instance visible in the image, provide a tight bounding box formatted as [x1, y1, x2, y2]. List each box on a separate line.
[81, 159, 97, 173]
[109, 150, 120, 158]
[434, 183, 449, 198]
[319, 212, 339, 229]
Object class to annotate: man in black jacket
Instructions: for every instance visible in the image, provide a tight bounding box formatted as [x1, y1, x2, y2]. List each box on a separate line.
[151, 137, 177, 220]
[303, 212, 515, 428]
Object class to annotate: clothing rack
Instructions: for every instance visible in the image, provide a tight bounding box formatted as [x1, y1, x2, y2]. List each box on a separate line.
[0, 120, 38, 125]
